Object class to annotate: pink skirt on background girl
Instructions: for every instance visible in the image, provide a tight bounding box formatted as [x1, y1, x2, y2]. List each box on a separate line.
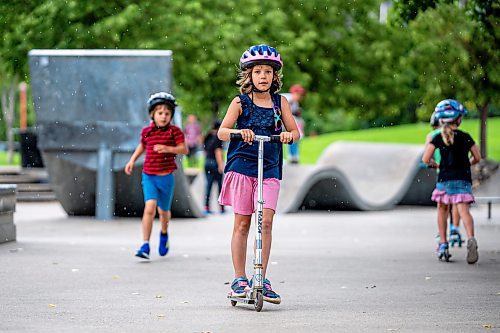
[431, 180, 475, 204]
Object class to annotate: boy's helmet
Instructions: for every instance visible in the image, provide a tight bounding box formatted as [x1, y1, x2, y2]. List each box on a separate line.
[289, 84, 306, 95]
[434, 99, 467, 115]
[147, 92, 177, 115]
[240, 44, 283, 71]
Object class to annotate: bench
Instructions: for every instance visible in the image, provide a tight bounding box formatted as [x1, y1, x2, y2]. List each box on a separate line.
[475, 196, 500, 219]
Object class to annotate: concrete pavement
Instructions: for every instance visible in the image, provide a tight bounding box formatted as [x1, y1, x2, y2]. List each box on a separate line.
[1, 202, 499, 332]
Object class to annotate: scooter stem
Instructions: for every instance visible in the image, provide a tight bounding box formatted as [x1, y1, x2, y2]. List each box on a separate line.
[254, 138, 265, 291]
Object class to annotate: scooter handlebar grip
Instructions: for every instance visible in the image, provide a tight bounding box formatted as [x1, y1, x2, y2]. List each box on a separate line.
[230, 133, 243, 141]
[270, 135, 293, 145]
[270, 135, 282, 143]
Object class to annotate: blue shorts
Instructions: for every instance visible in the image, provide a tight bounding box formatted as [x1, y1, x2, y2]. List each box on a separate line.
[142, 173, 175, 211]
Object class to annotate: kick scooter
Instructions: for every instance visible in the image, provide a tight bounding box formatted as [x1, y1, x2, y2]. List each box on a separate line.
[227, 133, 284, 312]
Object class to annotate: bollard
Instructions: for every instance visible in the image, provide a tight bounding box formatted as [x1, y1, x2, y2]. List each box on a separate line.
[96, 144, 114, 220]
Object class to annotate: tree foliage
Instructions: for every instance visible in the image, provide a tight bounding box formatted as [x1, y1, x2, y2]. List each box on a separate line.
[393, 0, 499, 157]
[0, 0, 498, 141]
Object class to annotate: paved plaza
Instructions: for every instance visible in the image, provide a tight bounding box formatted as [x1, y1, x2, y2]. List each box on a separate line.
[1, 202, 499, 332]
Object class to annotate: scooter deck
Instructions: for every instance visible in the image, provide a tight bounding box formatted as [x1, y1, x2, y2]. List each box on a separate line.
[227, 295, 255, 304]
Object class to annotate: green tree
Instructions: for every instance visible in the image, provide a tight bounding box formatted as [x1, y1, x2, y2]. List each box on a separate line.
[398, 1, 499, 158]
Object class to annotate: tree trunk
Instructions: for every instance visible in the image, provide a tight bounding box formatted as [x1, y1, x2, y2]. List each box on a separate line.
[1, 82, 16, 164]
[479, 103, 488, 159]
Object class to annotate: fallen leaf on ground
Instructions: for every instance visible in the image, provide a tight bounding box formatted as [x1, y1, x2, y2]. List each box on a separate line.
[481, 324, 495, 328]
[48, 304, 56, 308]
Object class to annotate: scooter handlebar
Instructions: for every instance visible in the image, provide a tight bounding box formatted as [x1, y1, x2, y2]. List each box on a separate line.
[230, 133, 292, 144]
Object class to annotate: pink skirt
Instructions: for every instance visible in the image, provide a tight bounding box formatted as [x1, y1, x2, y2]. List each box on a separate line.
[218, 171, 280, 215]
[431, 189, 475, 204]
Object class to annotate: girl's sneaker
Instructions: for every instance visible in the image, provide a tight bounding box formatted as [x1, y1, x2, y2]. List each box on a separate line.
[449, 229, 463, 247]
[466, 237, 478, 264]
[159, 232, 169, 256]
[436, 242, 451, 261]
[135, 243, 150, 260]
[263, 278, 281, 304]
[230, 277, 249, 297]
[435, 233, 441, 246]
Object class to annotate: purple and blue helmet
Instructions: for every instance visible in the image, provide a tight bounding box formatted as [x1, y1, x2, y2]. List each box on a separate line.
[240, 44, 283, 71]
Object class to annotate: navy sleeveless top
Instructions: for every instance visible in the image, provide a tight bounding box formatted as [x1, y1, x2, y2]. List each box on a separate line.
[224, 93, 283, 179]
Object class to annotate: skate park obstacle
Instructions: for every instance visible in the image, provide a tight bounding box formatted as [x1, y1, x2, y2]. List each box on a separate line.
[28, 49, 202, 219]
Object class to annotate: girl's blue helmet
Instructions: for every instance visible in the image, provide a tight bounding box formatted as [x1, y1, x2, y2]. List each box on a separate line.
[434, 109, 462, 122]
[434, 99, 467, 115]
[434, 99, 467, 124]
[429, 112, 439, 127]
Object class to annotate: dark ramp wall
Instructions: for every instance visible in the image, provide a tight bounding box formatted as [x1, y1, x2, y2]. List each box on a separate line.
[28, 49, 201, 218]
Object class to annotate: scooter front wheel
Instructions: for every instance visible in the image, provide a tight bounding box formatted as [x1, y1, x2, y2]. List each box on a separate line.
[230, 300, 237, 307]
[254, 290, 264, 312]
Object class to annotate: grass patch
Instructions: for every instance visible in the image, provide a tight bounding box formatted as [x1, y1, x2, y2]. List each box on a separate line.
[300, 117, 500, 164]
[0, 152, 21, 166]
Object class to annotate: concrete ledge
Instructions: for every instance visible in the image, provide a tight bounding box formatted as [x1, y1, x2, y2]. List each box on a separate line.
[0, 215, 16, 242]
[0, 184, 17, 243]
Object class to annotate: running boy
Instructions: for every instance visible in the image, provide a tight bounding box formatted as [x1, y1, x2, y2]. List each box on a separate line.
[422, 99, 481, 264]
[218, 45, 300, 304]
[125, 92, 188, 259]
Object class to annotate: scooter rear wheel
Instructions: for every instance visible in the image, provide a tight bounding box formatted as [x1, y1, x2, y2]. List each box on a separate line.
[254, 290, 264, 312]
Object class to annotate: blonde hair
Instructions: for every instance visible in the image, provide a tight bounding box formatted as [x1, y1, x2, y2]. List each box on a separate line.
[441, 123, 454, 146]
[236, 66, 283, 95]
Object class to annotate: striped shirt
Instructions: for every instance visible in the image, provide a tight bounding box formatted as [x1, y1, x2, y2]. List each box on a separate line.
[140, 123, 185, 175]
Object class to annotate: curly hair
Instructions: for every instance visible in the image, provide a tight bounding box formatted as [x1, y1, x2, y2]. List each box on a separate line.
[236, 65, 283, 95]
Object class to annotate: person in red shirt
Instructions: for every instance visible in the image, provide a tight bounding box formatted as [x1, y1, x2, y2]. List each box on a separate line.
[125, 92, 188, 260]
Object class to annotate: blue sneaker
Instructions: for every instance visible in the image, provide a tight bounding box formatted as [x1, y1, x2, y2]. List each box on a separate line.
[263, 278, 281, 304]
[135, 242, 150, 260]
[436, 242, 451, 261]
[449, 228, 463, 248]
[159, 232, 169, 256]
[230, 277, 249, 297]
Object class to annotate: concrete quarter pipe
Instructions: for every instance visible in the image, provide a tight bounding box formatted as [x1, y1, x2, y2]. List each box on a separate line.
[28, 49, 202, 218]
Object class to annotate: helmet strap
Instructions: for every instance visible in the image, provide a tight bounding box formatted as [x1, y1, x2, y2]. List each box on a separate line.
[251, 83, 271, 93]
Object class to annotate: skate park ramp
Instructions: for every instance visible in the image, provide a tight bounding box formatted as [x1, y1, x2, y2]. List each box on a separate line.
[278, 141, 436, 212]
[28, 49, 202, 218]
[190, 141, 436, 213]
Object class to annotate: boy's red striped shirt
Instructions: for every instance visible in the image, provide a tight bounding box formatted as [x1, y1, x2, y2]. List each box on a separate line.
[140, 123, 185, 175]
